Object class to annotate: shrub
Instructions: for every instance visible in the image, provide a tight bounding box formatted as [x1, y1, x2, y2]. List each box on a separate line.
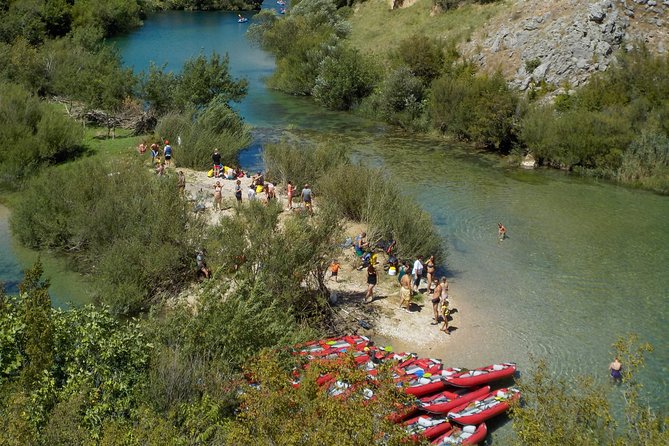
[154, 101, 251, 170]
[312, 45, 380, 111]
[262, 140, 349, 188]
[0, 83, 85, 188]
[394, 34, 444, 84]
[317, 164, 445, 261]
[521, 105, 632, 169]
[366, 66, 427, 130]
[430, 69, 519, 151]
[11, 159, 203, 315]
[617, 129, 669, 193]
[207, 201, 343, 314]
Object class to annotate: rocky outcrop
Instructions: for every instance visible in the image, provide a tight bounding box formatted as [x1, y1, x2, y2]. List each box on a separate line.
[461, 0, 669, 97]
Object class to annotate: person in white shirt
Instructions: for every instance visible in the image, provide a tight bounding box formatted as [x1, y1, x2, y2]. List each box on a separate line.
[412, 255, 424, 293]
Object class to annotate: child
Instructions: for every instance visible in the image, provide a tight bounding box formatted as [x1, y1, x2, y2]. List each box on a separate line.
[440, 299, 450, 334]
[330, 260, 340, 282]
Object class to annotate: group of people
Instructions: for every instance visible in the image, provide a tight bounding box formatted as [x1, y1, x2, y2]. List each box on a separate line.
[138, 140, 173, 174]
[211, 149, 246, 180]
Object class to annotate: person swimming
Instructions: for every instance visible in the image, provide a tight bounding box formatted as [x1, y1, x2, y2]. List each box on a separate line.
[609, 357, 623, 382]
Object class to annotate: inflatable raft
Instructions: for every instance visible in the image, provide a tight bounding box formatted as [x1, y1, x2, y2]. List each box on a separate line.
[447, 388, 520, 425]
[444, 363, 516, 387]
[432, 423, 488, 445]
[404, 415, 452, 441]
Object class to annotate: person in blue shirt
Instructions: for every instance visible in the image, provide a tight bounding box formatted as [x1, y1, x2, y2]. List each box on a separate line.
[163, 140, 173, 167]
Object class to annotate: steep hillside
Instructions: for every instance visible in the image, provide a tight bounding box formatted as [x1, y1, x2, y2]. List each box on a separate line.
[461, 0, 669, 93]
[349, 0, 669, 94]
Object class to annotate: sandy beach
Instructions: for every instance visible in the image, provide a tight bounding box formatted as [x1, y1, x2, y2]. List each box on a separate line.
[176, 166, 473, 361]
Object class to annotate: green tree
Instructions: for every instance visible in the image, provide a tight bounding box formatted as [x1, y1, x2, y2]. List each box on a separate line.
[17, 261, 54, 390]
[312, 45, 379, 111]
[175, 52, 248, 110]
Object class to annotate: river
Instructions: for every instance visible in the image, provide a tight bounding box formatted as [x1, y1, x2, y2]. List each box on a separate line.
[1, 1, 667, 428]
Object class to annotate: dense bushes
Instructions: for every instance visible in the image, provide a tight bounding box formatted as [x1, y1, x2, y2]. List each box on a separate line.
[519, 48, 669, 191]
[155, 100, 251, 169]
[263, 142, 445, 261]
[0, 83, 86, 188]
[248, 0, 376, 109]
[431, 68, 519, 151]
[312, 45, 380, 111]
[10, 159, 203, 315]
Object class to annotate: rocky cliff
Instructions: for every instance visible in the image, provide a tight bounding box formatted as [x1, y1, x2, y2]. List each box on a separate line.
[460, 0, 669, 96]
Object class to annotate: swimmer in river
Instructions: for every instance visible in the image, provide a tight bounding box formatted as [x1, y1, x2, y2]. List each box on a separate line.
[609, 357, 623, 383]
[498, 223, 507, 241]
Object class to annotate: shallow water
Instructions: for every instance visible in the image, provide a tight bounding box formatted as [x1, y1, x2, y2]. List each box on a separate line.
[0, 205, 93, 307]
[0, 1, 665, 426]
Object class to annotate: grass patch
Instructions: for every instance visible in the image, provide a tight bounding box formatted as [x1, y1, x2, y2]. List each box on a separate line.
[348, 0, 504, 57]
[83, 126, 143, 161]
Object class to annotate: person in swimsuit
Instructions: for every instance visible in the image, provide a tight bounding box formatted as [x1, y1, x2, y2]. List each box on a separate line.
[234, 179, 242, 204]
[399, 267, 412, 312]
[609, 357, 623, 382]
[365, 264, 377, 303]
[498, 223, 507, 241]
[426, 255, 436, 293]
[438, 277, 450, 333]
[213, 181, 223, 211]
[286, 180, 294, 210]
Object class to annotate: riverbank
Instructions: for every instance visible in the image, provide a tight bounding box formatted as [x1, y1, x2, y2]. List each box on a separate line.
[174, 162, 472, 359]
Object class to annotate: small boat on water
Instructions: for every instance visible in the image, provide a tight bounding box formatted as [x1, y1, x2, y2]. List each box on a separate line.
[277, 0, 286, 4]
[444, 363, 516, 387]
[237, 15, 248, 23]
[432, 423, 487, 445]
[404, 415, 452, 441]
[447, 388, 520, 425]
[279, 8, 286, 14]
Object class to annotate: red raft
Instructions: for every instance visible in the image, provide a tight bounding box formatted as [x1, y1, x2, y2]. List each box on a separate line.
[444, 363, 516, 388]
[447, 387, 521, 425]
[431, 423, 488, 445]
[390, 386, 491, 422]
[403, 415, 452, 441]
[422, 386, 491, 414]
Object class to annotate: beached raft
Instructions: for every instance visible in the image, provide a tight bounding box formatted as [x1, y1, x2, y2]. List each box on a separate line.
[403, 414, 452, 441]
[444, 363, 516, 387]
[432, 423, 488, 445]
[422, 386, 492, 414]
[447, 387, 520, 425]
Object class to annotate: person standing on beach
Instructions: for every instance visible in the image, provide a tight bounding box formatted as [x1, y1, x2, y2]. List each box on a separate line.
[426, 255, 436, 293]
[431, 277, 449, 325]
[234, 179, 242, 205]
[286, 180, 294, 210]
[609, 357, 623, 383]
[247, 183, 256, 201]
[213, 181, 223, 211]
[498, 223, 507, 241]
[301, 184, 313, 215]
[412, 255, 424, 293]
[399, 268, 412, 312]
[212, 149, 222, 177]
[365, 263, 377, 303]
[329, 260, 340, 282]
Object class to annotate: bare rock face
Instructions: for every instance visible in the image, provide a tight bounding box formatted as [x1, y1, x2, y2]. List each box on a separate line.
[460, 0, 669, 99]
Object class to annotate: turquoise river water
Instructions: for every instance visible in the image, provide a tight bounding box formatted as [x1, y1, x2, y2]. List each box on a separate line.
[1, 2, 667, 428]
